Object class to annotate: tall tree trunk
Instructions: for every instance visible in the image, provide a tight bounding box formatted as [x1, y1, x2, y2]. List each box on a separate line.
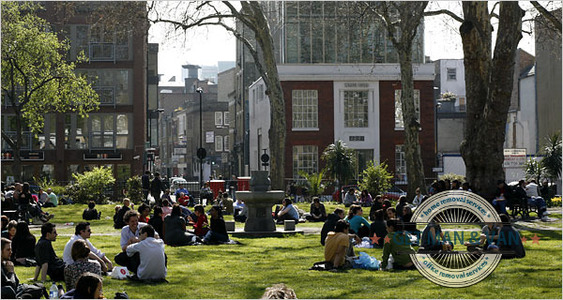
[399, 48, 427, 199]
[243, 2, 285, 190]
[460, 2, 523, 199]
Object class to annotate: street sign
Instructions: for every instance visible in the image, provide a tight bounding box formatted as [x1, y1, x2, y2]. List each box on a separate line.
[503, 148, 526, 168]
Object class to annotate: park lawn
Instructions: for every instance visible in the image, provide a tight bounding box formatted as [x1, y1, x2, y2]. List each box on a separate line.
[18, 204, 562, 299]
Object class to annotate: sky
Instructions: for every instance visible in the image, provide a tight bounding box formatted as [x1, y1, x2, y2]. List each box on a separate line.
[148, 1, 544, 79]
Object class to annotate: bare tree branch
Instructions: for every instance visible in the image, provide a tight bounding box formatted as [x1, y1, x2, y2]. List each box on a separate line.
[531, 1, 562, 33]
[424, 9, 465, 23]
[1, 130, 16, 149]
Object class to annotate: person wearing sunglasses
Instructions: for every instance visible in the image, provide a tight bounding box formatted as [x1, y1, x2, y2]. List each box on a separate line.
[62, 222, 112, 273]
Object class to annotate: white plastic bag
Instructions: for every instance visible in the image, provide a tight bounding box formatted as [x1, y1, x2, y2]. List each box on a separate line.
[110, 266, 130, 280]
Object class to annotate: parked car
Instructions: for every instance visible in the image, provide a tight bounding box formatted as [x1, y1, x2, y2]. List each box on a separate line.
[383, 186, 407, 201]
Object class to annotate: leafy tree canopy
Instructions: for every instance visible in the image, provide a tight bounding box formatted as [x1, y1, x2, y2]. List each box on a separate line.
[1, 1, 99, 135]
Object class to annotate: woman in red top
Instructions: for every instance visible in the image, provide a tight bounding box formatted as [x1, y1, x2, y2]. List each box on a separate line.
[189, 205, 209, 237]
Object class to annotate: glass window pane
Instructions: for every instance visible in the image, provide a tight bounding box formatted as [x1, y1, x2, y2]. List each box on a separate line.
[344, 90, 369, 128]
[117, 114, 128, 134]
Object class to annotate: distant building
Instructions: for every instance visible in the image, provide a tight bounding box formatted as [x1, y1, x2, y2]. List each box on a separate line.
[1, 2, 151, 190]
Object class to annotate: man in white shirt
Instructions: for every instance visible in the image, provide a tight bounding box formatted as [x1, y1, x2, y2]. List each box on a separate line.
[62, 222, 112, 272]
[126, 224, 166, 280]
[114, 210, 158, 272]
[525, 180, 540, 198]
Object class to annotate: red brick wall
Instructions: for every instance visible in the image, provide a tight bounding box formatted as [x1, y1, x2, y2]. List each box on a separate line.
[379, 80, 436, 186]
[281, 81, 334, 180]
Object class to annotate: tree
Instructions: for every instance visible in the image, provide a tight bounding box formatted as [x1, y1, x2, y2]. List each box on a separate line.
[458, 2, 525, 199]
[298, 169, 326, 197]
[1, 2, 99, 181]
[524, 158, 544, 183]
[322, 140, 357, 190]
[151, 1, 286, 189]
[363, 2, 429, 199]
[541, 132, 562, 183]
[67, 166, 116, 203]
[358, 161, 393, 198]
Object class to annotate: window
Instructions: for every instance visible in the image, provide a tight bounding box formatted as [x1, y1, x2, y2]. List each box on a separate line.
[215, 112, 223, 126]
[292, 90, 318, 129]
[215, 136, 223, 152]
[395, 145, 407, 184]
[293, 145, 318, 178]
[77, 69, 132, 105]
[257, 84, 265, 102]
[91, 115, 114, 148]
[344, 90, 369, 127]
[447, 68, 457, 80]
[223, 112, 229, 126]
[394, 89, 420, 130]
[223, 136, 229, 152]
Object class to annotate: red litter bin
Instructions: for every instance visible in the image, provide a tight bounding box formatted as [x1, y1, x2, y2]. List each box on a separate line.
[208, 180, 225, 200]
[237, 177, 251, 191]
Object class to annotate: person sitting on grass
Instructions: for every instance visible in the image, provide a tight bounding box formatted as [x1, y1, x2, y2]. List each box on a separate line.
[369, 195, 383, 221]
[420, 219, 452, 252]
[177, 192, 190, 207]
[161, 199, 172, 220]
[385, 207, 397, 221]
[324, 220, 359, 269]
[1, 220, 16, 240]
[64, 240, 102, 291]
[189, 205, 209, 238]
[113, 198, 132, 229]
[203, 206, 229, 244]
[148, 206, 164, 238]
[114, 210, 158, 273]
[275, 198, 299, 224]
[369, 209, 387, 248]
[34, 222, 65, 282]
[464, 222, 500, 253]
[61, 272, 104, 299]
[234, 200, 248, 223]
[320, 208, 345, 246]
[344, 205, 370, 238]
[126, 225, 167, 281]
[306, 197, 327, 222]
[11, 221, 36, 266]
[395, 196, 408, 220]
[220, 192, 233, 215]
[380, 219, 416, 270]
[343, 188, 358, 207]
[62, 222, 111, 272]
[497, 214, 526, 259]
[137, 203, 151, 223]
[164, 205, 195, 246]
[360, 190, 373, 207]
[2, 237, 48, 299]
[82, 201, 100, 221]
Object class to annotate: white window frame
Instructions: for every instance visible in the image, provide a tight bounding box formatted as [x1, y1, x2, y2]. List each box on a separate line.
[343, 90, 369, 128]
[394, 89, 420, 130]
[223, 112, 229, 126]
[395, 144, 407, 184]
[215, 135, 223, 152]
[292, 89, 318, 130]
[215, 112, 223, 126]
[223, 136, 229, 152]
[292, 145, 318, 178]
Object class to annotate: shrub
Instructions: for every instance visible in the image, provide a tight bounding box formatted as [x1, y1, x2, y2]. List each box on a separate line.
[551, 196, 561, 207]
[125, 175, 144, 204]
[67, 166, 116, 203]
[298, 169, 326, 197]
[359, 161, 392, 197]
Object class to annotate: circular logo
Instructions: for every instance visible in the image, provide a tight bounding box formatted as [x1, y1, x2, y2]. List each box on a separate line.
[410, 190, 502, 287]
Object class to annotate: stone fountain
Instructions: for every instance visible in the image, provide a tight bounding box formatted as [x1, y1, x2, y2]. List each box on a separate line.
[233, 170, 303, 237]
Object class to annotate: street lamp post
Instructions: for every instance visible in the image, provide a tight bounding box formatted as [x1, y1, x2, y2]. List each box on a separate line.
[196, 87, 205, 190]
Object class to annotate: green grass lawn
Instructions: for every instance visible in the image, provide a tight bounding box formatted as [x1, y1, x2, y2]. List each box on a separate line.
[14, 204, 562, 299]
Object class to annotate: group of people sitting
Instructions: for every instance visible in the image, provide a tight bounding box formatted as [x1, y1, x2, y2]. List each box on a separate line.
[319, 199, 526, 271]
[2, 182, 56, 224]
